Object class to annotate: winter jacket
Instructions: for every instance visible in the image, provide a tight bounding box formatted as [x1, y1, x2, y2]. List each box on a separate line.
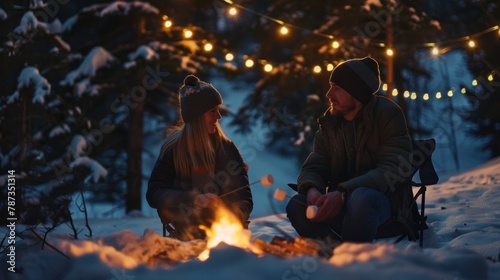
[297, 95, 412, 211]
[147, 138, 253, 223]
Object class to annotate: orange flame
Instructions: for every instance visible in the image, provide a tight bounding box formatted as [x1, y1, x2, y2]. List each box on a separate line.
[198, 205, 260, 261]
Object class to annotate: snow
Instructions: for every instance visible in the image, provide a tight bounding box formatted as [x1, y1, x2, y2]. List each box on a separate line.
[0, 7, 7, 21]
[10, 66, 51, 104]
[62, 46, 115, 90]
[4, 158, 500, 279]
[69, 157, 108, 183]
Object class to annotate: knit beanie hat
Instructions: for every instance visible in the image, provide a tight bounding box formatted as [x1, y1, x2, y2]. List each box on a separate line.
[179, 74, 222, 122]
[329, 57, 381, 105]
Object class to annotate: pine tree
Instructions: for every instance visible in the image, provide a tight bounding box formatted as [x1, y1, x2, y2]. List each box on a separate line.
[0, 0, 236, 223]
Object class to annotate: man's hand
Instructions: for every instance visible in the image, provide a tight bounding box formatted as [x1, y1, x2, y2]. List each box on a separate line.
[306, 187, 322, 205]
[310, 191, 344, 222]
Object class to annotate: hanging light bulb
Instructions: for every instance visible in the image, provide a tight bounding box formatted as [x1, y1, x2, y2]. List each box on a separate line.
[431, 46, 439, 56]
[423, 93, 430, 100]
[313, 65, 321, 74]
[184, 29, 193, 38]
[204, 43, 213, 52]
[264, 63, 273, 72]
[326, 63, 334, 71]
[411, 92, 417, 100]
[331, 41, 340, 49]
[164, 20, 173, 28]
[228, 7, 238, 16]
[225, 53, 234, 61]
[468, 39, 476, 48]
[488, 74, 493, 81]
[392, 88, 398, 97]
[461, 88, 467, 94]
[280, 26, 289, 35]
[386, 48, 394, 56]
[472, 79, 478, 86]
[245, 59, 254, 68]
[403, 91, 410, 98]
[382, 83, 388, 91]
[435, 92, 441, 99]
[447, 90, 453, 97]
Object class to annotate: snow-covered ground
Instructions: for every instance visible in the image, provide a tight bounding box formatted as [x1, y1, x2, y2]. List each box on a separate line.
[2, 156, 499, 279]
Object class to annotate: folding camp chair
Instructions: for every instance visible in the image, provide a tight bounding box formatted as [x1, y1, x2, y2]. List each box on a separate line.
[375, 138, 439, 247]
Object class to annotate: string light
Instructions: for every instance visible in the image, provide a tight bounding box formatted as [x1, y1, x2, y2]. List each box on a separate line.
[280, 26, 289, 35]
[204, 43, 213, 52]
[160, 3, 499, 103]
[225, 53, 234, 61]
[228, 7, 237, 16]
[468, 39, 476, 48]
[431, 46, 439, 56]
[245, 59, 254, 68]
[183, 29, 193, 38]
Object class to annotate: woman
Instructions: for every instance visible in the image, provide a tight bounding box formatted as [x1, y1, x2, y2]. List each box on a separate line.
[147, 74, 253, 241]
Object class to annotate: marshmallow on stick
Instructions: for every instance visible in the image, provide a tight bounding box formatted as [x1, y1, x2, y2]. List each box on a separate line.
[260, 174, 274, 186]
[273, 188, 287, 201]
[306, 205, 318, 219]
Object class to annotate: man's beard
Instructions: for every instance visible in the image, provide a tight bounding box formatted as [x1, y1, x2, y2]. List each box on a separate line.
[329, 101, 356, 117]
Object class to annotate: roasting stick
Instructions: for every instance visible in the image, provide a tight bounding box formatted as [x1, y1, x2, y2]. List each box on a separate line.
[219, 174, 274, 198]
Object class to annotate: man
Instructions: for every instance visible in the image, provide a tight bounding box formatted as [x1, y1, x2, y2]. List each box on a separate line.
[286, 57, 412, 243]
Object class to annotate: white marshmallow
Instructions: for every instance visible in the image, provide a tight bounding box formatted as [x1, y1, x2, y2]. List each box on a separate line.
[306, 205, 318, 219]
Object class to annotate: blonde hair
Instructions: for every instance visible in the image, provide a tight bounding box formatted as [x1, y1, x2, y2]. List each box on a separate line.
[160, 117, 229, 178]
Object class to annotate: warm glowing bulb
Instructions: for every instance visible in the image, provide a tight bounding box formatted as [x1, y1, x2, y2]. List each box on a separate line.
[431, 47, 439, 56]
[204, 43, 213, 52]
[245, 59, 254, 68]
[488, 74, 493, 81]
[468, 40, 475, 48]
[228, 7, 237, 16]
[424, 93, 430, 100]
[164, 20, 172, 28]
[280, 26, 289, 35]
[447, 90, 453, 97]
[403, 91, 410, 98]
[435, 92, 441, 99]
[313, 66, 321, 74]
[326, 64, 334, 71]
[382, 83, 388, 91]
[332, 41, 340, 49]
[184, 29, 193, 38]
[264, 63, 273, 72]
[392, 89, 398, 97]
[472, 79, 478, 86]
[461, 88, 466, 94]
[225, 53, 234, 61]
[386, 48, 394, 56]
[411, 92, 417, 100]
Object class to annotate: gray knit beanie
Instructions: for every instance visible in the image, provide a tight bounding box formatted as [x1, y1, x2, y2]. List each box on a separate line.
[329, 57, 381, 105]
[179, 75, 222, 122]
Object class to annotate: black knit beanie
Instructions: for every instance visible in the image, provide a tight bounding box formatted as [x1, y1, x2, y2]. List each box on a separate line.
[179, 75, 222, 122]
[329, 57, 381, 105]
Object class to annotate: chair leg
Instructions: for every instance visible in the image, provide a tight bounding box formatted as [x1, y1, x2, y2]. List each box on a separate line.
[419, 186, 426, 248]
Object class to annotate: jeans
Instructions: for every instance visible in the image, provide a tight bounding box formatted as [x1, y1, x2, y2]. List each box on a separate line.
[286, 187, 391, 242]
